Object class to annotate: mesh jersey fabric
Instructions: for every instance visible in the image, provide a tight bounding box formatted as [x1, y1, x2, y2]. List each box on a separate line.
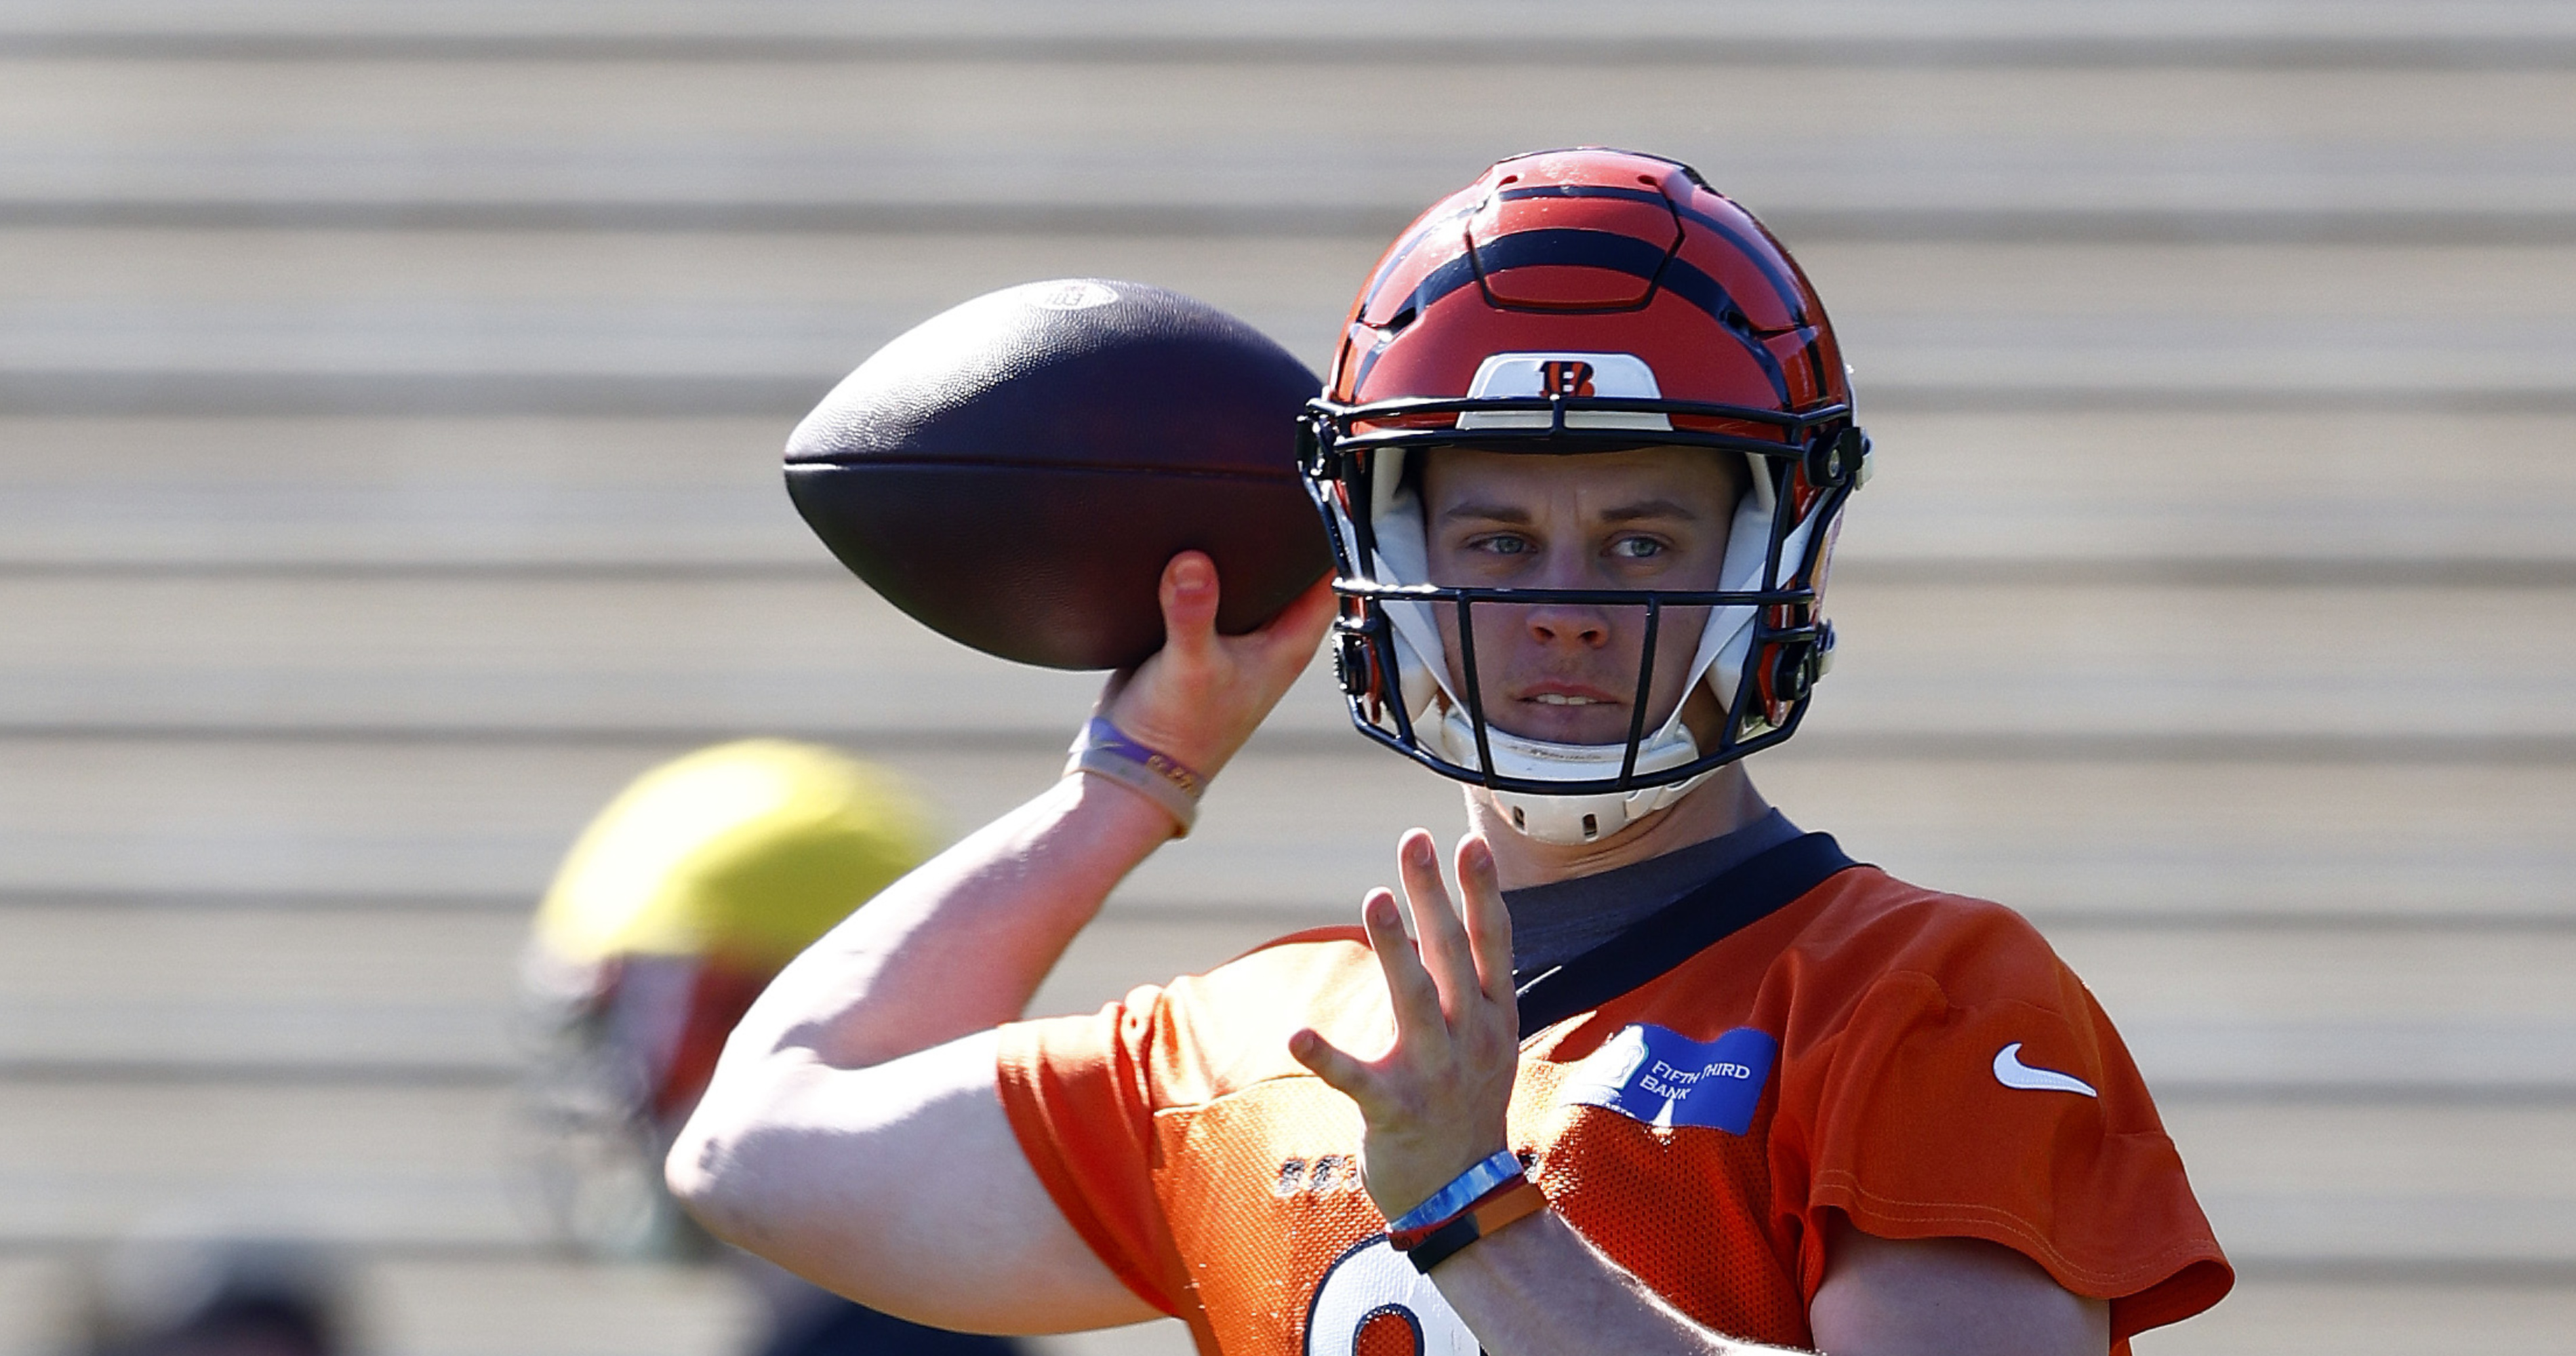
[996, 856, 2231, 1355]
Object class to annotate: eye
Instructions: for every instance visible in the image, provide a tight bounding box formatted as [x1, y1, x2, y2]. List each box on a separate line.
[1609, 536, 1667, 559]
[1469, 534, 1532, 557]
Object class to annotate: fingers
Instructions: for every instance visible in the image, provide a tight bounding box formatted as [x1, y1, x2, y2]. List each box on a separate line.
[1156, 551, 1221, 668]
[1289, 886, 1430, 1119]
[1395, 829, 1476, 1018]
[1362, 888, 1447, 1042]
[1455, 834, 1518, 1009]
[1302, 832, 1521, 1222]
[1159, 553, 1332, 683]
[1104, 555, 1324, 784]
[1287, 1026, 1380, 1108]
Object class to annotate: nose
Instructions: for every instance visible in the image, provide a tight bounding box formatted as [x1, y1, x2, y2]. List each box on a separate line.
[1523, 599, 1612, 650]
[1516, 550, 1619, 650]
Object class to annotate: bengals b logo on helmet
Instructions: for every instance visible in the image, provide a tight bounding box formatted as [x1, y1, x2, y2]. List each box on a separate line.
[1539, 360, 1595, 397]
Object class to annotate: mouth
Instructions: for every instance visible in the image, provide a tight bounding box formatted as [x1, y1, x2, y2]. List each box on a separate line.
[1519, 685, 1624, 709]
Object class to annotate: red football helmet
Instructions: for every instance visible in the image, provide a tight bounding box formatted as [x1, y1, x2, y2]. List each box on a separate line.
[1300, 148, 1869, 844]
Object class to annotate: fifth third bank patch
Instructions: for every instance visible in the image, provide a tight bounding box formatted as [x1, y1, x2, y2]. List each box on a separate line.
[1561, 1024, 1779, 1135]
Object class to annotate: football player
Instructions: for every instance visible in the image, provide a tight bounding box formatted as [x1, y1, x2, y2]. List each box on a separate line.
[666, 150, 2231, 1355]
[525, 739, 1022, 1356]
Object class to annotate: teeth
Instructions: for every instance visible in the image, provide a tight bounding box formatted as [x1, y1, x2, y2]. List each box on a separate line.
[1532, 694, 1602, 706]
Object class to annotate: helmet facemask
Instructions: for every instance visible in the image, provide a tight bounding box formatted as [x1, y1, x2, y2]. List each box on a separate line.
[1302, 397, 1865, 845]
[1307, 147, 1867, 845]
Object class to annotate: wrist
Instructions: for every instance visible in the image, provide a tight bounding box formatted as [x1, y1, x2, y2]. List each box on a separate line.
[1047, 760, 1194, 854]
[1385, 1149, 1523, 1233]
[1066, 716, 1208, 836]
[1096, 715, 1243, 788]
[1386, 1150, 1548, 1274]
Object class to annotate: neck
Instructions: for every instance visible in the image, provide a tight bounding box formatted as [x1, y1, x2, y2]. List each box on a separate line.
[1468, 763, 1772, 891]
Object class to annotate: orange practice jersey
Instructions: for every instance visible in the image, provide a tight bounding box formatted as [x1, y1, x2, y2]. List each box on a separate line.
[998, 836, 2230, 1354]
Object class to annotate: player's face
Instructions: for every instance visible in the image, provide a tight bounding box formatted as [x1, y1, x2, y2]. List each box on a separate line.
[1420, 446, 1743, 746]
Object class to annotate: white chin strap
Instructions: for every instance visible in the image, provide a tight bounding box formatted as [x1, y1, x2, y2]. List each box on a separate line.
[1352, 449, 1813, 847]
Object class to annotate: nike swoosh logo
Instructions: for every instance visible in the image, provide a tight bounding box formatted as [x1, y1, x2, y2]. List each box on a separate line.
[1992, 1042, 2098, 1098]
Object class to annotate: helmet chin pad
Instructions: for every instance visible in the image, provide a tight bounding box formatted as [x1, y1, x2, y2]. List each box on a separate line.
[1434, 705, 1712, 845]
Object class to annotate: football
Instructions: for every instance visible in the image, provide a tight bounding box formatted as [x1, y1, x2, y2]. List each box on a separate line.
[785, 278, 1331, 671]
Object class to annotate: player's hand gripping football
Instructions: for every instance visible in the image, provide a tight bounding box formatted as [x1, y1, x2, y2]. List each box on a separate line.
[1099, 551, 1335, 780]
[1290, 830, 1521, 1221]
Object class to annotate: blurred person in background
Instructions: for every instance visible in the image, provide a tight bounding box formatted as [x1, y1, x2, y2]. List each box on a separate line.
[69, 1237, 346, 1356]
[521, 739, 1022, 1356]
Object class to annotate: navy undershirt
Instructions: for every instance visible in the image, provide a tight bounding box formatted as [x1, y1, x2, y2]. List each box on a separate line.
[1501, 808, 1803, 978]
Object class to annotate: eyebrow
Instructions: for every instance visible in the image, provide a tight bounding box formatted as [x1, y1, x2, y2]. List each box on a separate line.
[1598, 498, 1704, 524]
[1436, 498, 1704, 525]
[1438, 500, 1535, 525]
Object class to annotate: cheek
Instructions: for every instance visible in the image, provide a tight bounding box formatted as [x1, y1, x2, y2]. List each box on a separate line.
[1670, 537, 1734, 590]
[1648, 606, 1716, 682]
[1430, 604, 1470, 692]
[1431, 602, 1460, 654]
[1465, 599, 1544, 656]
[1428, 603, 1550, 692]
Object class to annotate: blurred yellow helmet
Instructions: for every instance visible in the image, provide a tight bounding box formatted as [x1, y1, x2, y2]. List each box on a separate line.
[520, 742, 940, 1258]
[534, 739, 940, 976]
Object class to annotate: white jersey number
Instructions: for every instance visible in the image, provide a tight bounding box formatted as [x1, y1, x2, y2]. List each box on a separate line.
[1302, 1235, 1483, 1356]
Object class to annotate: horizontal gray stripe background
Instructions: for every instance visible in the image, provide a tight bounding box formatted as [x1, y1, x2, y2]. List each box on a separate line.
[6, 7, 2573, 1350]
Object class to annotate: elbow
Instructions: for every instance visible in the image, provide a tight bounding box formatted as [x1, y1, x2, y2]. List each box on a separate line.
[662, 1052, 832, 1249]
[662, 1115, 732, 1231]
[664, 1093, 765, 1245]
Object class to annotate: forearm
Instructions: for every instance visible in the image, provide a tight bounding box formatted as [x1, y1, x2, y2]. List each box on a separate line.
[715, 553, 1331, 1073]
[666, 768, 1172, 1260]
[723, 770, 1175, 1071]
[668, 557, 1331, 1314]
[1434, 1212, 1802, 1356]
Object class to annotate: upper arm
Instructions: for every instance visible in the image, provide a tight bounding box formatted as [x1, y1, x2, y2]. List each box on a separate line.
[1808, 1218, 2108, 1356]
[666, 1027, 1162, 1334]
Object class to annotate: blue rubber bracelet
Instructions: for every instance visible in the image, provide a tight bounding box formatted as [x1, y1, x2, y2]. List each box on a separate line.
[1386, 1149, 1524, 1235]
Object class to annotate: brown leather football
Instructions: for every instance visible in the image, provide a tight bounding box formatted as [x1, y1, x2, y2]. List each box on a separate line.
[785, 279, 1329, 671]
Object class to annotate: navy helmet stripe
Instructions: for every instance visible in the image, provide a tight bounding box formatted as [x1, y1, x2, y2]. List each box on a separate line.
[1655, 203, 1827, 399]
[1356, 201, 1478, 323]
[1396, 250, 1485, 324]
[1346, 325, 1390, 393]
[1365, 226, 1794, 407]
[1366, 186, 1669, 320]
[1666, 199, 1808, 325]
[1470, 227, 1674, 288]
[1361, 189, 1809, 342]
[1497, 181, 1808, 324]
[1466, 228, 1791, 405]
[1651, 253, 1793, 405]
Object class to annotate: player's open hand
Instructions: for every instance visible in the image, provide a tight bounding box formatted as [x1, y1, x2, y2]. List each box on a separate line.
[1100, 551, 1334, 779]
[1289, 829, 1521, 1222]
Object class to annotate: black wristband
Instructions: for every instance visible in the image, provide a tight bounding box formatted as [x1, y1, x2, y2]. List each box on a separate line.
[1403, 1214, 1487, 1274]
[1398, 1179, 1548, 1274]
